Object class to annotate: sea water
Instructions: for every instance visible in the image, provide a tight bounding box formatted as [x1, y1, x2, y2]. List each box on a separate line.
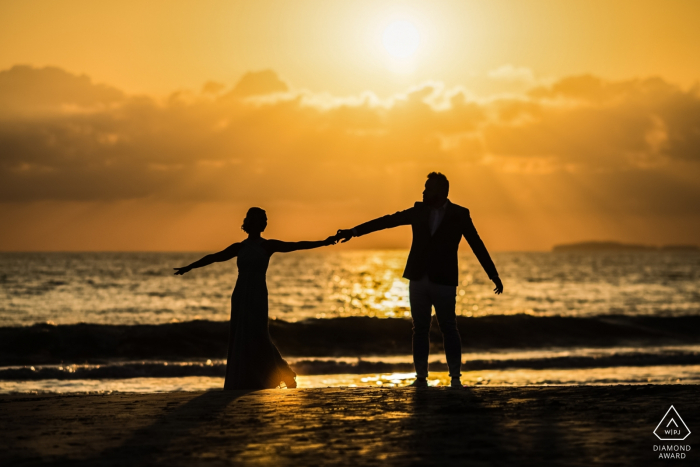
[1, 251, 698, 326]
[1, 251, 699, 392]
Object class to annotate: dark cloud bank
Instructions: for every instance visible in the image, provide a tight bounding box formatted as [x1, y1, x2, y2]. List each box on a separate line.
[1, 65, 699, 249]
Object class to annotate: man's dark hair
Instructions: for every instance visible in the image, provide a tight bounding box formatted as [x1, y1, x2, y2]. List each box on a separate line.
[427, 172, 449, 195]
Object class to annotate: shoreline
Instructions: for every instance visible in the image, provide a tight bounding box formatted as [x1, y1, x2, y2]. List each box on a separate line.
[2, 352, 700, 380]
[1, 385, 697, 465]
[3, 364, 700, 394]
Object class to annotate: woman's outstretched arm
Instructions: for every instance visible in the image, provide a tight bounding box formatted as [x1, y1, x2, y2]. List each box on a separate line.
[173, 242, 241, 275]
[264, 236, 337, 254]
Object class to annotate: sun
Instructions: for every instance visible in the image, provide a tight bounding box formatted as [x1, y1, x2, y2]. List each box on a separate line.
[382, 20, 421, 59]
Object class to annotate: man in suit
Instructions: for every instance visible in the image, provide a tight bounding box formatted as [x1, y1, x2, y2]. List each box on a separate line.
[336, 172, 503, 388]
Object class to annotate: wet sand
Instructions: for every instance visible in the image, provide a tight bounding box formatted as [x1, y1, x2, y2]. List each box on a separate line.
[1, 385, 698, 466]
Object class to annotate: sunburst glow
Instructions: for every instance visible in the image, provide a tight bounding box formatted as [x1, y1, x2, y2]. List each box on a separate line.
[382, 20, 421, 58]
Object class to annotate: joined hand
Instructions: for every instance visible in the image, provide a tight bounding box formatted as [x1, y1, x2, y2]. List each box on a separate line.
[335, 229, 354, 243]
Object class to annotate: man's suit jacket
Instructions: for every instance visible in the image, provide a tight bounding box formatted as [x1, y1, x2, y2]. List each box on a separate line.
[353, 200, 498, 287]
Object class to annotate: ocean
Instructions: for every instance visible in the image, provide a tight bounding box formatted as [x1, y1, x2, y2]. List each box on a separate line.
[1, 251, 699, 392]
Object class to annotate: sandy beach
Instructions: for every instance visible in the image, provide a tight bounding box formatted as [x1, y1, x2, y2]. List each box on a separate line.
[1, 385, 697, 466]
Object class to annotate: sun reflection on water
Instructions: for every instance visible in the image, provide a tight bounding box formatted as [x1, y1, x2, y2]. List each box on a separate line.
[2, 251, 699, 325]
[296, 366, 700, 389]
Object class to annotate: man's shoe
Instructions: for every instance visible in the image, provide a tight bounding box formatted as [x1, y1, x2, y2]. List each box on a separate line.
[450, 377, 463, 389]
[410, 378, 428, 388]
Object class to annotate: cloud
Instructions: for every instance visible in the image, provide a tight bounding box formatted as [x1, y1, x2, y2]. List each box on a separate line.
[1, 66, 699, 225]
[0, 65, 124, 116]
[224, 69, 290, 98]
[492, 75, 700, 167]
[201, 81, 226, 95]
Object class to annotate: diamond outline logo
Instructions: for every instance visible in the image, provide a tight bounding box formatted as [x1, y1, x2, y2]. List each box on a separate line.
[654, 405, 691, 441]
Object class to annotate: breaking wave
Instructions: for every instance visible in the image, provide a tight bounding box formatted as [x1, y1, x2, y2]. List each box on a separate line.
[1, 315, 700, 366]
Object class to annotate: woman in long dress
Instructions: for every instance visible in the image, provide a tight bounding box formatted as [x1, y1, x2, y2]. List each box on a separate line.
[174, 207, 336, 389]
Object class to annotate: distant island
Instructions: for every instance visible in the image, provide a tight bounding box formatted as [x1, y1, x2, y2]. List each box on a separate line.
[552, 241, 699, 252]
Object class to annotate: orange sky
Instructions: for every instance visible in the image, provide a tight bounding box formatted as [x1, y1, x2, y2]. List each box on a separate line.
[1, 0, 699, 251]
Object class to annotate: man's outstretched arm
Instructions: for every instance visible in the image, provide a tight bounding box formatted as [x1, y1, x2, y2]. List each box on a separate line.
[337, 208, 414, 243]
[461, 211, 503, 294]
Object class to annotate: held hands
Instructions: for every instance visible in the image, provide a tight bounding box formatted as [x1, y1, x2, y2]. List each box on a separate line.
[492, 276, 504, 295]
[321, 230, 353, 246]
[335, 229, 354, 243]
[323, 235, 339, 246]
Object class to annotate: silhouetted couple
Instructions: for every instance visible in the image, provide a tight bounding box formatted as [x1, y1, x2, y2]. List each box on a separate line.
[175, 172, 502, 390]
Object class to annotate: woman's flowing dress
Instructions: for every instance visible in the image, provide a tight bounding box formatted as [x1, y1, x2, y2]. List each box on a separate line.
[223, 238, 295, 389]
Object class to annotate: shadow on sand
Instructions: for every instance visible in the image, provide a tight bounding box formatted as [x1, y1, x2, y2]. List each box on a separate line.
[73, 390, 254, 466]
[404, 386, 509, 464]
